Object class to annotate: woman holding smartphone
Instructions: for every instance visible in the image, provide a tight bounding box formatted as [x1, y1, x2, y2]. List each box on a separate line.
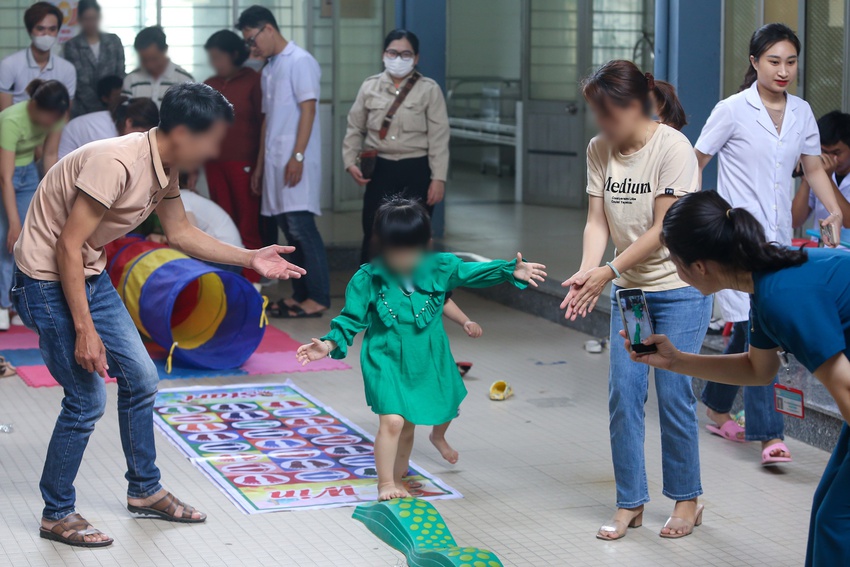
[694, 23, 846, 464]
[562, 60, 711, 540]
[632, 190, 850, 566]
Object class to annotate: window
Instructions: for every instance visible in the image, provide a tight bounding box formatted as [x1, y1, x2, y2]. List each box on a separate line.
[592, 0, 654, 70]
[805, 0, 845, 117]
[529, 0, 580, 101]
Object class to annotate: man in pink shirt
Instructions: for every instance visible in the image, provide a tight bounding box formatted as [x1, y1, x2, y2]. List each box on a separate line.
[13, 82, 305, 548]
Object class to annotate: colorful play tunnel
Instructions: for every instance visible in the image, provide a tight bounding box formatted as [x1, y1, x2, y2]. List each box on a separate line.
[105, 236, 265, 371]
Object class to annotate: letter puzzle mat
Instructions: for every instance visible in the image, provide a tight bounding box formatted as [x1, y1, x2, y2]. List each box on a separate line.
[152, 381, 462, 513]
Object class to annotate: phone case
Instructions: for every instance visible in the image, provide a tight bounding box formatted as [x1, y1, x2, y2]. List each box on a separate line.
[616, 289, 657, 353]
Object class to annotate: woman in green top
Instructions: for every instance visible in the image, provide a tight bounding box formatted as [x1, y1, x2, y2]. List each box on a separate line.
[0, 79, 68, 329]
[297, 198, 546, 501]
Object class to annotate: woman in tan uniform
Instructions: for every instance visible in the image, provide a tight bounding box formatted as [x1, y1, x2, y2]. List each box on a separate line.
[343, 29, 449, 264]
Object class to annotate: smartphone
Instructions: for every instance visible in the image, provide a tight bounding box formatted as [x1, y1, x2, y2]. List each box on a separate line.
[616, 288, 657, 354]
[820, 222, 837, 248]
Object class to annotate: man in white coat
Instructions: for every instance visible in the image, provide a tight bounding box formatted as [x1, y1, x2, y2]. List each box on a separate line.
[238, 5, 330, 318]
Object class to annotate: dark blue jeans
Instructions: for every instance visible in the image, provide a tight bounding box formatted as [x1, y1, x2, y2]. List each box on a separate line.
[11, 268, 162, 520]
[701, 321, 784, 441]
[808, 423, 850, 566]
[275, 211, 330, 307]
[0, 162, 39, 309]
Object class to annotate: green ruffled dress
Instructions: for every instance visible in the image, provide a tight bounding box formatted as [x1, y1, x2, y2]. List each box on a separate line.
[322, 253, 527, 425]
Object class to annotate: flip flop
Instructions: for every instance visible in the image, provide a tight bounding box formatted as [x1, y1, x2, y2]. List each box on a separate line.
[706, 420, 746, 443]
[489, 380, 513, 401]
[761, 442, 793, 466]
[456, 362, 472, 376]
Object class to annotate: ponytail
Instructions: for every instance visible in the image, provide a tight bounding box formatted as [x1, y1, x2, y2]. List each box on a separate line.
[652, 80, 687, 130]
[740, 67, 758, 91]
[662, 192, 806, 273]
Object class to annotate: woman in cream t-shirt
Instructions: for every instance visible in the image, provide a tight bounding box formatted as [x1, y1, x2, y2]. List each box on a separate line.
[562, 60, 711, 541]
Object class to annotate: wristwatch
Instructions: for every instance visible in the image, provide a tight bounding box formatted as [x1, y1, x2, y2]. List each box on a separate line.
[293, 152, 305, 163]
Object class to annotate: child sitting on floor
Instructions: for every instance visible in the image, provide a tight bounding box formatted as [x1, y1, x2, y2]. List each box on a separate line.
[296, 197, 546, 500]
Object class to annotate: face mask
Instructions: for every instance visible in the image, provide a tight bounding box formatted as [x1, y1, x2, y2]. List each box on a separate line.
[383, 57, 414, 79]
[32, 34, 57, 52]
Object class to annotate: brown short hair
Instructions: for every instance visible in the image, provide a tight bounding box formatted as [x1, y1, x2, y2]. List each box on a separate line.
[24, 2, 64, 34]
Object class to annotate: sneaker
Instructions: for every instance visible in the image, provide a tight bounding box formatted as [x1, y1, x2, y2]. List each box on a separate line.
[10, 314, 23, 326]
[0, 308, 9, 331]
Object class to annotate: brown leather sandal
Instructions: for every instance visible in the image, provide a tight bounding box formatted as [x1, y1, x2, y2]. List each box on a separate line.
[0, 356, 16, 379]
[127, 491, 207, 523]
[39, 513, 114, 548]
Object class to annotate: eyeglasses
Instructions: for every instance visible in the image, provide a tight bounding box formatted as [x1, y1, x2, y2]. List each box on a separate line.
[245, 27, 266, 48]
[384, 49, 415, 61]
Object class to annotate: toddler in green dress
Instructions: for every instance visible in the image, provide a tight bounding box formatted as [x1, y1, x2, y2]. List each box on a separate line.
[297, 198, 546, 501]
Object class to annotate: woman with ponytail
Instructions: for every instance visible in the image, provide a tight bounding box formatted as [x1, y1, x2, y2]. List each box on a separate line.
[0, 78, 68, 330]
[563, 59, 711, 540]
[694, 23, 848, 464]
[629, 190, 850, 566]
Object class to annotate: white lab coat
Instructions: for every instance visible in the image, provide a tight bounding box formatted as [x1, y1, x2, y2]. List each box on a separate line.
[260, 41, 322, 217]
[695, 81, 821, 322]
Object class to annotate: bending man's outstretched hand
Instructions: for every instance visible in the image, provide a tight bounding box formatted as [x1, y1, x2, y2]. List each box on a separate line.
[619, 330, 679, 370]
[250, 245, 308, 280]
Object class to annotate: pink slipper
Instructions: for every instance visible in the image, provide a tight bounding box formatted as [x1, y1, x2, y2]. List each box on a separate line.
[706, 420, 746, 443]
[761, 442, 793, 466]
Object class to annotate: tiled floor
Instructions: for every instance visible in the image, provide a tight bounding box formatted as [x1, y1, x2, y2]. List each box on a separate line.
[0, 285, 829, 567]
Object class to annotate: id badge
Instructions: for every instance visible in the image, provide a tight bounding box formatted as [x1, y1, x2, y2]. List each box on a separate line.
[774, 384, 805, 419]
[774, 350, 804, 419]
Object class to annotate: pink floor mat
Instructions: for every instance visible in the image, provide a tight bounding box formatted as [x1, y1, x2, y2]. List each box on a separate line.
[2, 325, 349, 388]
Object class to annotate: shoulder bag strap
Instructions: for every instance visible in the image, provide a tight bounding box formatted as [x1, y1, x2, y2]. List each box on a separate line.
[378, 72, 422, 140]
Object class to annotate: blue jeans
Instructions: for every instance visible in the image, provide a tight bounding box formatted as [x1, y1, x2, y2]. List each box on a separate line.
[609, 285, 711, 508]
[275, 211, 330, 307]
[807, 423, 850, 566]
[0, 162, 39, 309]
[11, 268, 162, 520]
[701, 321, 784, 441]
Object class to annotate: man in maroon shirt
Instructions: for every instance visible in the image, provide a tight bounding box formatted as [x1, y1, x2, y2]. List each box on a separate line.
[204, 30, 264, 281]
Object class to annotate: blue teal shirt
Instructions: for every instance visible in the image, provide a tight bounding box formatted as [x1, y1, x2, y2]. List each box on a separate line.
[749, 248, 850, 373]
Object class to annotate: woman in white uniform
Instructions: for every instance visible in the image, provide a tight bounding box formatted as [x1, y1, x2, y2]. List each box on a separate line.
[694, 23, 847, 464]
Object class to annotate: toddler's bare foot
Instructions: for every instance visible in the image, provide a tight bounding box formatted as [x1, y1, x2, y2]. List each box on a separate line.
[378, 482, 407, 501]
[429, 431, 459, 464]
